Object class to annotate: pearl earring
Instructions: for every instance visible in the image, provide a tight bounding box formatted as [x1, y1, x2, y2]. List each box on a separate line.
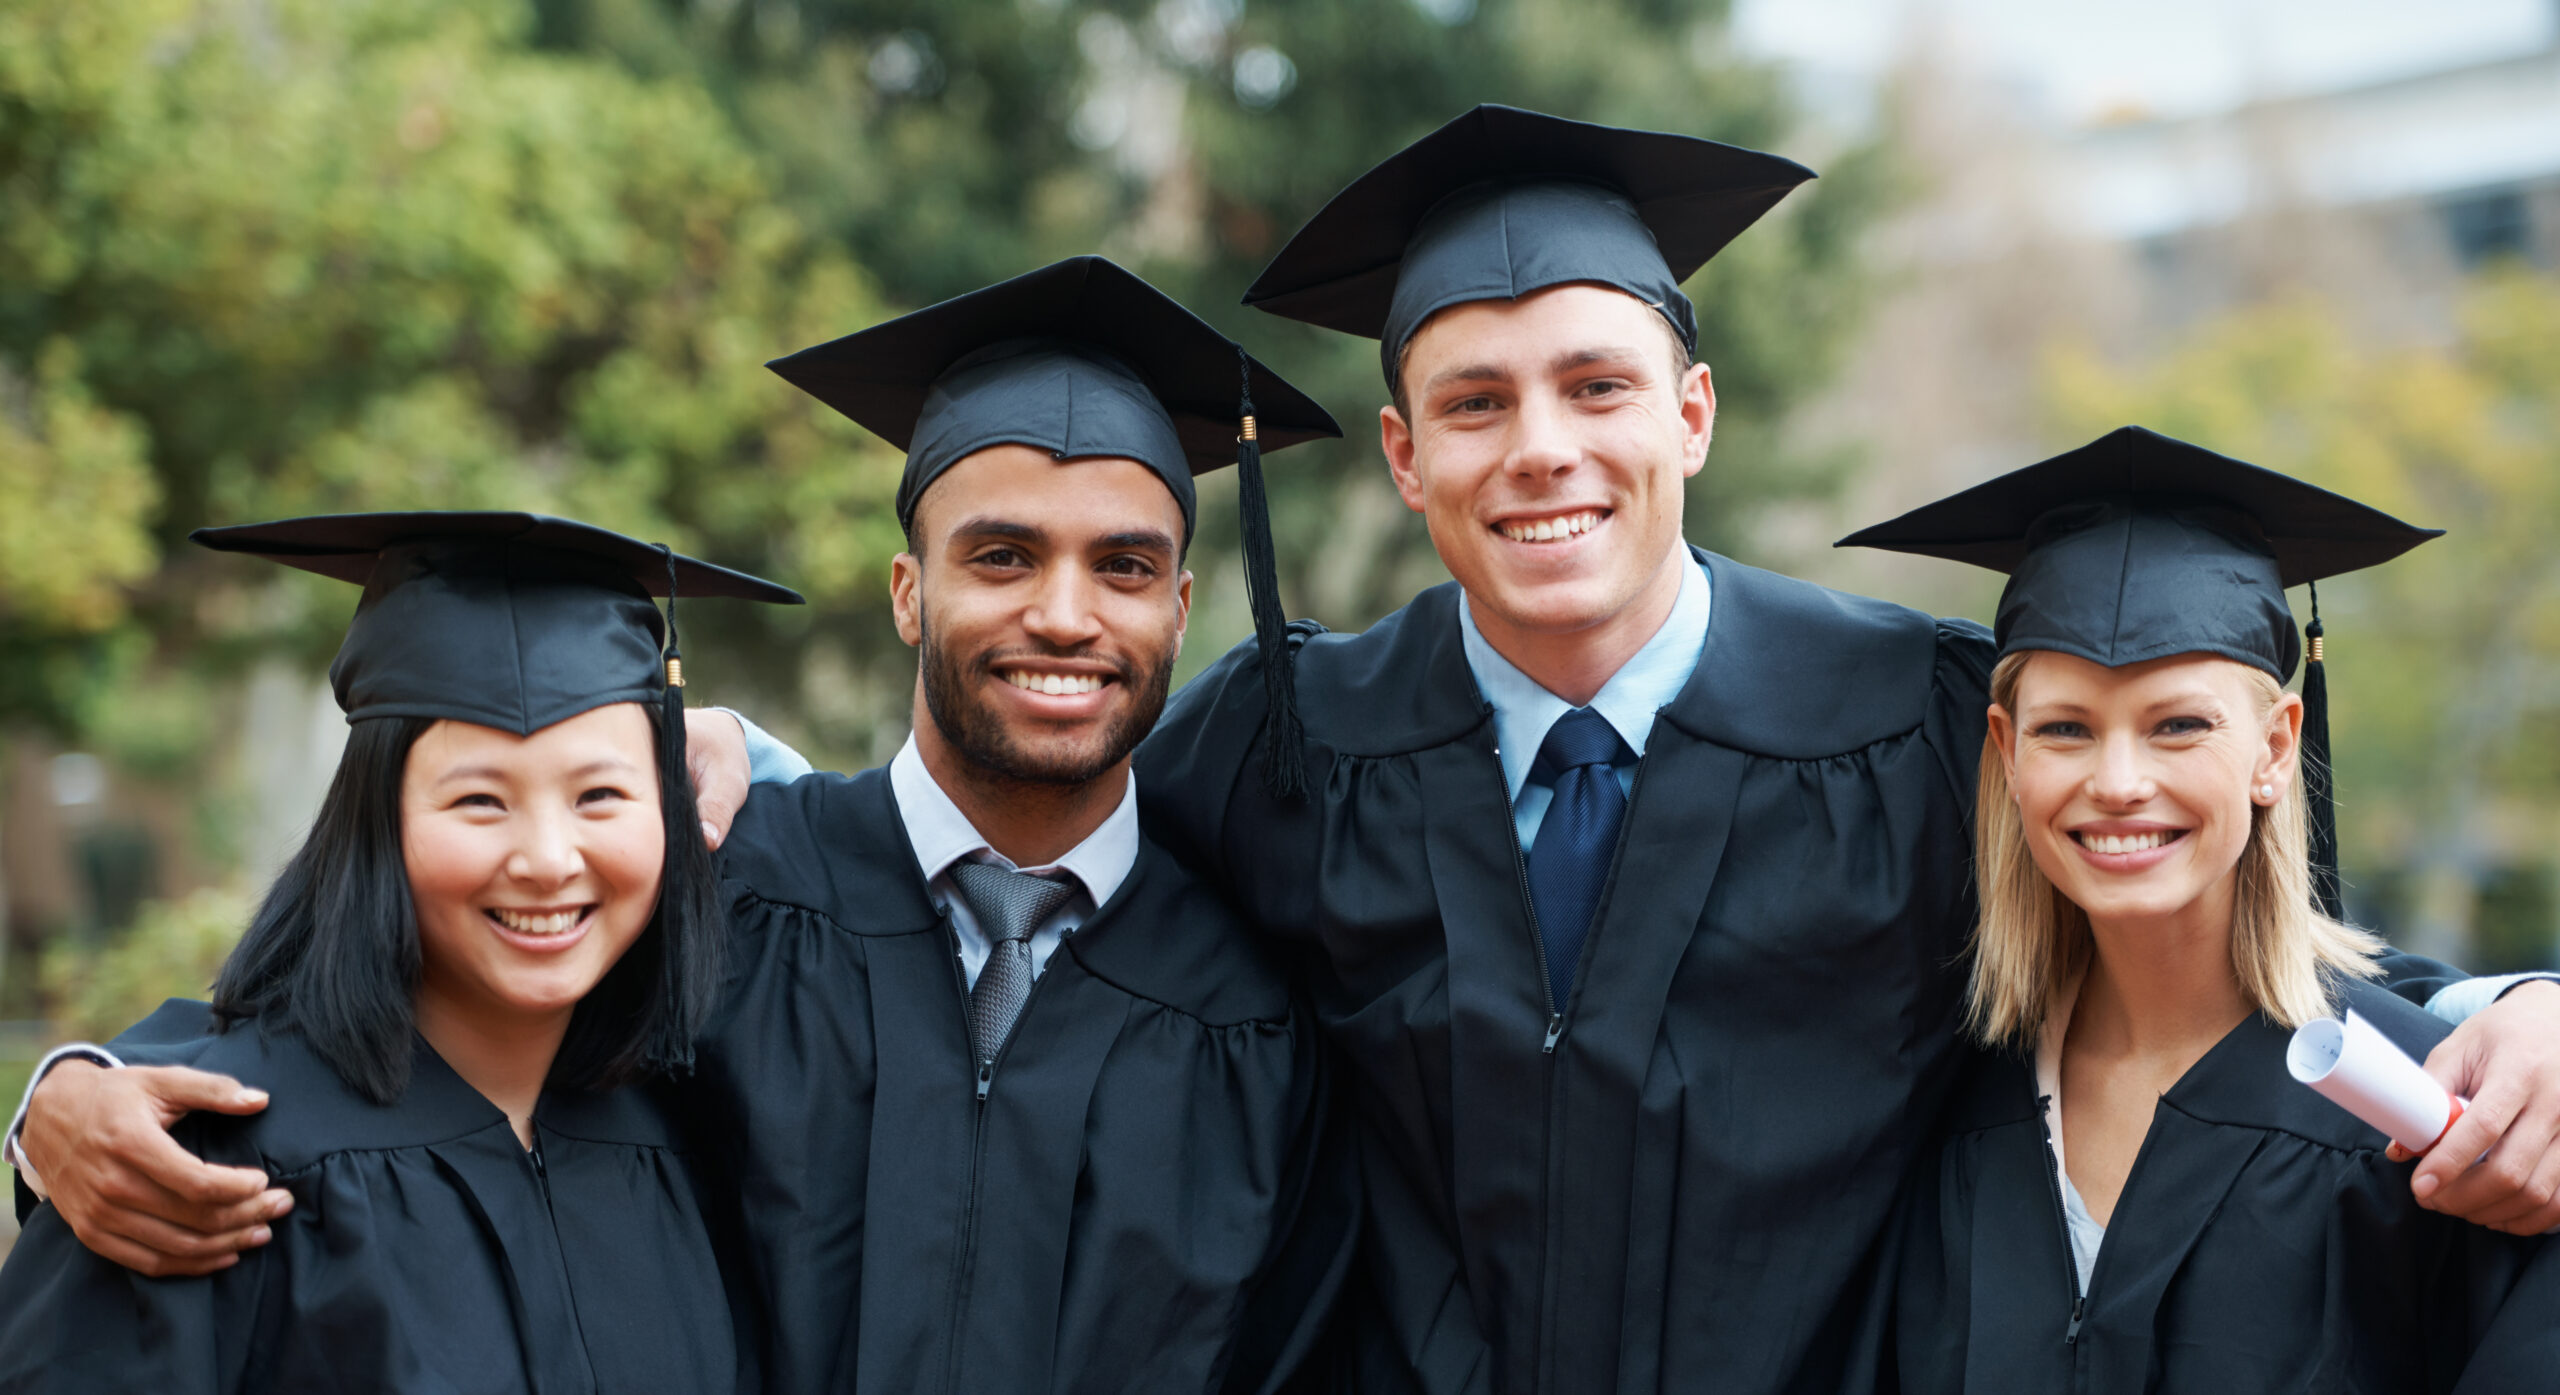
[2257, 783, 2274, 802]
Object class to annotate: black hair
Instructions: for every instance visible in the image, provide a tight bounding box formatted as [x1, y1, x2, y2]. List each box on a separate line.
[210, 705, 723, 1104]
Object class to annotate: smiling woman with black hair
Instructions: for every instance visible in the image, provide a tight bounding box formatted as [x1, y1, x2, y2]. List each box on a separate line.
[0, 513, 798, 1395]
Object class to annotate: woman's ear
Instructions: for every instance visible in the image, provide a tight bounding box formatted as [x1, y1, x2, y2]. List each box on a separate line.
[2260, 690, 2305, 796]
[1986, 702, 2020, 794]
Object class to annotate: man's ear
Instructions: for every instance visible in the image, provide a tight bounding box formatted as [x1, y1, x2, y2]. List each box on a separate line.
[1381, 404, 1427, 514]
[890, 551, 925, 648]
[1172, 569, 1193, 659]
[1680, 360, 1716, 480]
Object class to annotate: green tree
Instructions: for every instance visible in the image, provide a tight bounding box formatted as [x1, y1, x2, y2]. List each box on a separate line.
[2042, 271, 2560, 960]
[539, 0, 1898, 644]
[0, 0, 897, 738]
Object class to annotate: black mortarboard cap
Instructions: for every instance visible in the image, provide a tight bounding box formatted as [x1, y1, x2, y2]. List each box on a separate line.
[769, 256, 1341, 798]
[1241, 105, 1815, 383]
[1838, 425, 2442, 916]
[194, 511, 803, 734]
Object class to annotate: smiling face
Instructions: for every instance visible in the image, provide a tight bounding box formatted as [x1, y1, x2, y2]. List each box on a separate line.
[1990, 650, 2301, 933]
[401, 702, 666, 1034]
[893, 442, 1193, 788]
[1382, 283, 1714, 652]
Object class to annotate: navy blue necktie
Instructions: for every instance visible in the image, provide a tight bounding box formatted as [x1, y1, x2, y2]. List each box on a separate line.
[1525, 707, 1629, 1011]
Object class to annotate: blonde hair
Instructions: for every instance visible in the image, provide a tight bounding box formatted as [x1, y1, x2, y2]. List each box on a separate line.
[1968, 651, 2385, 1046]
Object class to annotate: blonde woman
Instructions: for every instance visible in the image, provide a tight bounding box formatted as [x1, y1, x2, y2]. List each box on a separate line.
[1845, 428, 2559, 1391]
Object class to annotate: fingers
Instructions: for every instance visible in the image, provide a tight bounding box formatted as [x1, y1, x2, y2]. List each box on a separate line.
[73, 1227, 242, 1280]
[2411, 1073, 2517, 1206]
[2431, 1090, 2560, 1233]
[80, 1203, 275, 1278]
[685, 706, 749, 851]
[128, 1065, 268, 1120]
[125, 1123, 274, 1211]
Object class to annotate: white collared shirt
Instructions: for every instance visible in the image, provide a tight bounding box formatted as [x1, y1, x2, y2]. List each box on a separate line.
[887, 734, 1138, 988]
[1457, 551, 1714, 848]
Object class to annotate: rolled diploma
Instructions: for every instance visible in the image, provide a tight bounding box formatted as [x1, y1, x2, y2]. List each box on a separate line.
[2286, 1011, 2464, 1154]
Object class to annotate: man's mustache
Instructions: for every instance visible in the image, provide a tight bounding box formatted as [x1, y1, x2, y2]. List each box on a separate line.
[966, 645, 1141, 685]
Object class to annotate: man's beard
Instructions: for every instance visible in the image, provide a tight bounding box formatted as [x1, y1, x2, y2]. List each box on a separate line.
[918, 616, 1176, 789]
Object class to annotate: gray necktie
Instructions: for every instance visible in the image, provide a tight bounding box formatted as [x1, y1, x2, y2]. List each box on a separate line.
[946, 860, 1080, 1067]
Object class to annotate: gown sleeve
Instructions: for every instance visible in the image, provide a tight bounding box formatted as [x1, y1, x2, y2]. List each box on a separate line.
[1214, 1027, 1362, 1395]
[0, 1111, 259, 1394]
[1136, 631, 1289, 893]
[2448, 1223, 2560, 1390]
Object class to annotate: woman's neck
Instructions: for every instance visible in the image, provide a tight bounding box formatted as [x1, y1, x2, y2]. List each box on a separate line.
[413, 988, 573, 1150]
[2074, 881, 2254, 1070]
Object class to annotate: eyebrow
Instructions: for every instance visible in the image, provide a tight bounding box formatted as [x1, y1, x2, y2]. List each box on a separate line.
[947, 517, 1044, 546]
[1096, 528, 1178, 555]
[1419, 345, 1650, 400]
[432, 758, 642, 786]
[1550, 345, 1646, 375]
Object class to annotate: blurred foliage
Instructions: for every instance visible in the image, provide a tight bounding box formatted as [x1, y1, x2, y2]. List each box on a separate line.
[39, 886, 248, 1042]
[524, 0, 1899, 699]
[0, 0, 1890, 851]
[0, 0, 897, 746]
[2042, 268, 2560, 941]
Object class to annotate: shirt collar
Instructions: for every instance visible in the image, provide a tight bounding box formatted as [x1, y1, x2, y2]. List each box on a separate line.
[1459, 551, 1714, 800]
[887, 734, 1140, 908]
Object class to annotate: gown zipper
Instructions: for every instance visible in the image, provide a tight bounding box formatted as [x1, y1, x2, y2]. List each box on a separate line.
[937, 906, 1056, 1394]
[1501, 734, 1652, 1395]
[1494, 751, 1563, 1053]
[2035, 1095, 2087, 1344]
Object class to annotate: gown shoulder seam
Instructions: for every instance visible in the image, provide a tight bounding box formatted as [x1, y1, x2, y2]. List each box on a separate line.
[724, 883, 940, 940]
[254, 1118, 520, 1179]
[1058, 938, 1299, 1029]
[2152, 1095, 2391, 1157]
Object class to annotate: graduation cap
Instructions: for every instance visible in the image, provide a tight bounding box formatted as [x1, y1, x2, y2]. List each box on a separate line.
[1240, 104, 1816, 383]
[1837, 425, 2442, 917]
[768, 255, 1342, 798]
[196, 510, 803, 934]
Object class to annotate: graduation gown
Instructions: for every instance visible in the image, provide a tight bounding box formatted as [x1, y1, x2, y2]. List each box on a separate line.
[1896, 979, 2560, 1393]
[0, 1001, 736, 1395]
[1136, 549, 2473, 1395]
[688, 764, 1351, 1395]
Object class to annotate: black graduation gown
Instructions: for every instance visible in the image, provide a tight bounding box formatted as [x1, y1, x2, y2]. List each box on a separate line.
[688, 764, 1352, 1395]
[1896, 980, 2560, 1393]
[0, 1001, 736, 1395]
[1136, 549, 2473, 1395]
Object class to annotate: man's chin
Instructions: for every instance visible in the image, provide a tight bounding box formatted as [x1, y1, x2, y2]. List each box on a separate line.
[1462, 574, 1634, 638]
[979, 735, 1127, 786]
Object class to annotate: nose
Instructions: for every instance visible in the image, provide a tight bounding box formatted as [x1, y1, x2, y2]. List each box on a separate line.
[1507, 386, 1578, 485]
[1019, 563, 1106, 649]
[2085, 731, 2158, 809]
[506, 803, 585, 890]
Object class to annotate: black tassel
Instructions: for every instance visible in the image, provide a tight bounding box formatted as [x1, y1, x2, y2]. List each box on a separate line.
[2301, 581, 2341, 920]
[1235, 349, 1307, 800]
[656, 545, 695, 1045]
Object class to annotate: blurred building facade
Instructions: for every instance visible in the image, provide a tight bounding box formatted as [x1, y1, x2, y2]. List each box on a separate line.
[1801, 14, 2560, 969]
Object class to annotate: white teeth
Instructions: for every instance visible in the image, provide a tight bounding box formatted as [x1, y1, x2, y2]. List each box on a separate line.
[1002, 671, 1104, 695]
[1499, 511, 1603, 543]
[493, 908, 581, 936]
[2086, 831, 2171, 855]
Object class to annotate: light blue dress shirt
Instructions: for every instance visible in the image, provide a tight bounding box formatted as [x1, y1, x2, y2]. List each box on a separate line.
[1459, 552, 1712, 849]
